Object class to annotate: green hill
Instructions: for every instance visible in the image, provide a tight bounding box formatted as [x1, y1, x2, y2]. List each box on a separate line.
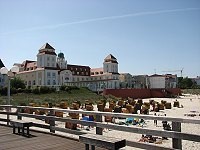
[0, 87, 103, 106]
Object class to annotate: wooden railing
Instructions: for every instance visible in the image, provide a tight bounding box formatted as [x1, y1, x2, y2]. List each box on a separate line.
[0, 105, 200, 150]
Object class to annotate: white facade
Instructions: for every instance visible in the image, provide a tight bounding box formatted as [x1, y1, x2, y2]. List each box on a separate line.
[149, 74, 177, 89]
[15, 43, 121, 91]
[149, 76, 165, 89]
[45, 70, 58, 86]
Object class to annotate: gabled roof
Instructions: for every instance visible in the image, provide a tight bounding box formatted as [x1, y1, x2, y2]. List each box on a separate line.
[0, 59, 5, 68]
[104, 54, 118, 64]
[105, 54, 116, 60]
[39, 43, 55, 50]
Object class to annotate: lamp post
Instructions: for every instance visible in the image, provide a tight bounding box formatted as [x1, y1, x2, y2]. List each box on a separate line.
[0, 66, 19, 105]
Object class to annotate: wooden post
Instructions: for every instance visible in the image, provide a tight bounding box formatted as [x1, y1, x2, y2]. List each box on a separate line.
[6, 106, 10, 126]
[49, 103, 55, 133]
[17, 107, 22, 120]
[96, 114, 102, 135]
[172, 122, 182, 150]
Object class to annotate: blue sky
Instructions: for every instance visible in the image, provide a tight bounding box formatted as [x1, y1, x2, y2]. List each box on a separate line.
[0, 0, 200, 77]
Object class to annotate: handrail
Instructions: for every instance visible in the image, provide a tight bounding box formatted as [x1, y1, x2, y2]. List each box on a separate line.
[0, 105, 200, 150]
[1, 105, 199, 124]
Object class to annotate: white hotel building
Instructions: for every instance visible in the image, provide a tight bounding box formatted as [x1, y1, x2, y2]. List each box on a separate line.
[15, 43, 120, 92]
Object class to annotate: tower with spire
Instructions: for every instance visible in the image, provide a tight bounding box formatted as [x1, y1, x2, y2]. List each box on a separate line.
[57, 52, 67, 69]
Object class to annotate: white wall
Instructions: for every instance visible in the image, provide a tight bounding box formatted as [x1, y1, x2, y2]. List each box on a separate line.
[103, 62, 118, 73]
[149, 76, 165, 89]
[37, 54, 56, 68]
[45, 70, 58, 86]
[60, 70, 72, 85]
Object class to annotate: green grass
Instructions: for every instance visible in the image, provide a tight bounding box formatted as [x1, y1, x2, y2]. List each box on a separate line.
[182, 89, 200, 95]
[0, 88, 104, 106]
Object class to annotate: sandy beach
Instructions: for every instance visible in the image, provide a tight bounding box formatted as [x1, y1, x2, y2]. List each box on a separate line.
[1, 94, 200, 150]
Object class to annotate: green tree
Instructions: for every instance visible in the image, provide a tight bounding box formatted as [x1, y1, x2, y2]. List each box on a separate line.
[178, 77, 194, 89]
[10, 77, 26, 89]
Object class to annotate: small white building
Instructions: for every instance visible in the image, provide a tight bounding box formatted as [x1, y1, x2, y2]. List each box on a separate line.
[149, 74, 177, 89]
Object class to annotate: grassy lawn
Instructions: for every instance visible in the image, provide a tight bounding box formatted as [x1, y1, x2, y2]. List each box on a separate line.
[182, 89, 200, 95]
[0, 88, 104, 106]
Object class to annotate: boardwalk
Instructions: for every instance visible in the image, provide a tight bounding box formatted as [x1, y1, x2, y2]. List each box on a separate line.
[0, 125, 105, 150]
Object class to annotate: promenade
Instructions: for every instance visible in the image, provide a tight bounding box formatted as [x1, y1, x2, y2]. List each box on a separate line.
[0, 125, 105, 150]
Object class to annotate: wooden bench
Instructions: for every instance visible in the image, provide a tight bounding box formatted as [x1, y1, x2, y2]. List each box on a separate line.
[79, 134, 126, 150]
[10, 120, 32, 137]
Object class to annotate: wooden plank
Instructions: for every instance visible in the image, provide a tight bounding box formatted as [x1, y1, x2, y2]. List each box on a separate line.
[96, 122, 200, 142]
[79, 134, 126, 150]
[1, 105, 200, 124]
[0, 126, 105, 150]
[96, 114, 103, 135]
[17, 113, 200, 142]
[172, 122, 182, 150]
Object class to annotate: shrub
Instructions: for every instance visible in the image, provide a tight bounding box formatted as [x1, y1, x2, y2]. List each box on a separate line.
[11, 88, 17, 94]
[40, 86, 50, 94]
[17, 88, 24, 93]
[24, 88, 32, 93]
[0, 87, 7, 96]
[60, 85, 67, 91]
[32, 87, 40, 94]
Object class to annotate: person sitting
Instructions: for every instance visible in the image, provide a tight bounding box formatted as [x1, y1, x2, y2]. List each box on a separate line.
[138, 134, 149, 142]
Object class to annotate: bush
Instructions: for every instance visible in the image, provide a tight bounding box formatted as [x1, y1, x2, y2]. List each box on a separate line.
[10, 77, 26, 89]
[49, 87, 56, 93]
[32, 87, 40, 94]
[11, 88, 17, 94]
[60, 85, 67, 91]
[17, 88, 24, 93]
[24, 88, 32, 93]
[0, 87, 7, 96]
[40, 86, 50, 94]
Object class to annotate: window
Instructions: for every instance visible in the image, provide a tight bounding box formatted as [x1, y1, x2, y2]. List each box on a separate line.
[47, 80, 50, 85]
[82, 78, 84, 81]
[77, 72, 79, 75]
[47, 72, 51, 78]
[47, 63, 50, 67]
[53, 80, 56, 85]
[52, 73, 56, 78]
[86, 72, 88, 75]
[33, 80, 36, 85]
[47, 57, 50, 61]
[81, 72, 84, 75]
[52, 57, 55, 61]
